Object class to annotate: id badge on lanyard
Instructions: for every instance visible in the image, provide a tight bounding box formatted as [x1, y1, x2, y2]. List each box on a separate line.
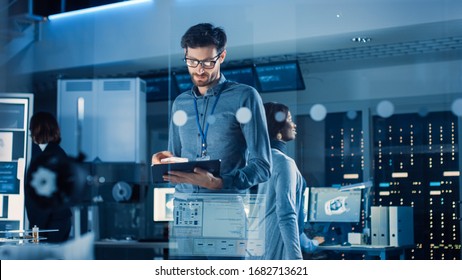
[197, 155, 211, 161]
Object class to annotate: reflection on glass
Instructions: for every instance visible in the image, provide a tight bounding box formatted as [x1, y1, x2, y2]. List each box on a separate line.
[376, 100, 394, 118]
[168, 193, 266, 258]
[346, 110, 358, 120]
[172, 110, 188, 127]
[418, 106, 429, 117]
[274, 111, 286, 122]
[207, 115, 216, 125]
[310, 104, 327, 121]
[451, 98, 462, 117]
[236, 107, 252, 124]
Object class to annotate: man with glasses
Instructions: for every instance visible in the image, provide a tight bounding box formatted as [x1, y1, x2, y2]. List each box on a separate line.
[152, 23, 271, 194]
[152, 23, 271, 259]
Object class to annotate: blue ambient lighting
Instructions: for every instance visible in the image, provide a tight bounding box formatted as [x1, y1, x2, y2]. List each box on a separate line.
[429, 181, 441, 187]
[48, 0, 152, 20]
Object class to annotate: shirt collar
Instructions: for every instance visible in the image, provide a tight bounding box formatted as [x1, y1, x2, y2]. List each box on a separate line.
[191, 74, 228, 98]
[38, 143, 48, 151]
[270, 140, 287, 154]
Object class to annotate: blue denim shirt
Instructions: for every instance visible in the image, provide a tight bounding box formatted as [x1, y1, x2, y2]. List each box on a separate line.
[168, 75, 271, 193]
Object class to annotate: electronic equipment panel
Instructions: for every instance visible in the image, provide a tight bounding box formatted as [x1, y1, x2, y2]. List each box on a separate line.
[325, 111, 364, 186]
[373, 111, 460, 259]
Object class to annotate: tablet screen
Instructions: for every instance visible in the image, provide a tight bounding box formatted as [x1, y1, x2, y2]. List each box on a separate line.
[151, 159, 221, 184]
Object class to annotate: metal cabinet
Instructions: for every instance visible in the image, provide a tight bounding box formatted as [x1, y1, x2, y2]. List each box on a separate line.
[57, 78, 147, 163]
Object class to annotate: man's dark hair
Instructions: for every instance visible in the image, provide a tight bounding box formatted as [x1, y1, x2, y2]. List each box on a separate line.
[181, 23, 227, 54]
[264, 102, 290, 139]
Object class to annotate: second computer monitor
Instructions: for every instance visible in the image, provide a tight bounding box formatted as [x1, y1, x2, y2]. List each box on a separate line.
[308, 187, 362, 223]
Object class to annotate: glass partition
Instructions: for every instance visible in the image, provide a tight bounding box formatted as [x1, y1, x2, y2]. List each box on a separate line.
[1, 0, 461, 261]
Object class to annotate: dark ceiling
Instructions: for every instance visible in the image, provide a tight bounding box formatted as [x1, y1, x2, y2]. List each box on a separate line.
[10, 0, 124, 17]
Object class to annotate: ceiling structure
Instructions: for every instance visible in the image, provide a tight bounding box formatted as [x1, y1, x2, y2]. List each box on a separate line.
[2, 0, 462, 95]
[29, 20, 462, 95]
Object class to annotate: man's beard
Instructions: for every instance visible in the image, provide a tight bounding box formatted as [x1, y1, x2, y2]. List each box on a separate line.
[192, 72, 215, 87]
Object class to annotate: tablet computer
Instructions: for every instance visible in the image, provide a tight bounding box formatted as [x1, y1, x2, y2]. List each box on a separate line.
[151, 159, 221, 184]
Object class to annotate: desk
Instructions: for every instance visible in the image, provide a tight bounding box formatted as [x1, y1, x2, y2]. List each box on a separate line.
[316, 244, 413, 260]
[0, 233, 94, 259]
[94, 240, 176, 260]
[94, 240, 174, 249]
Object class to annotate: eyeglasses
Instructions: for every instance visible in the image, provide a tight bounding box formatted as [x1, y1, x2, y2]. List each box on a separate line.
[183, 52, 223, 69]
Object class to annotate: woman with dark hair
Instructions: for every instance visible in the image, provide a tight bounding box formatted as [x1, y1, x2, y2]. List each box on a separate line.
[25, 111, 72, 243]
[257, 102, 324, 259]
[29, 111, 62, 147]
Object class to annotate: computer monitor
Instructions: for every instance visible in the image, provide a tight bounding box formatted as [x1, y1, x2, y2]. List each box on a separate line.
[308, 187, 362, 223]
[153, 187, 175, 222]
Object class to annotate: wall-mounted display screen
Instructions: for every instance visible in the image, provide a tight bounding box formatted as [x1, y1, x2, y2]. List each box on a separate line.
[0, 103, 25, 129]
[0, 220, 20, 232]
[173, 61, 305, 94]
[174, 72, 194, 93]
[142, 75, 179, 102]
[0, 162, 19, 194]
[222, 66, 258, 88]
[308, 187, 362, 223]
[255, 61, 305, 92]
